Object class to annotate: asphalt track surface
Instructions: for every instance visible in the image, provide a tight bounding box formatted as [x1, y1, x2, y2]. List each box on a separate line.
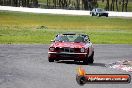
[0, 44, 132, 88]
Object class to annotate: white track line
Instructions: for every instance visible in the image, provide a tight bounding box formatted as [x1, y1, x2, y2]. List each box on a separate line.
[0, 6, 132, 17]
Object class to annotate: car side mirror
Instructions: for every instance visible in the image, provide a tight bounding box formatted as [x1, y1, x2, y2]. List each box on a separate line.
[84, 37, 88, 42]
[84, 39, 87, 42]
[85, 39, 90, 43]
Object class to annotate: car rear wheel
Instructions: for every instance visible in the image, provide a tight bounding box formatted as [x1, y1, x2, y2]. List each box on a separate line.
[106, 14, 108, 17]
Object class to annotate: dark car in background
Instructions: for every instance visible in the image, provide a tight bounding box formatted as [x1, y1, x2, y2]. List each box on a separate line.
[48, 33, 94, 64]
[90, 8, 108, 17]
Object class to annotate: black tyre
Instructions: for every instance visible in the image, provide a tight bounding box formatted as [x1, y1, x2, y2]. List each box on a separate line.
[90, 13, 92, 16]
[91, 13, 94, 16]
[55, 59, 59, 61]
[48, 58, 54, 62]
[83, 52, 94, 64]
[83, 58, 89, 65]
[106, 14, 108, 17]
[88, 52, 94, 64]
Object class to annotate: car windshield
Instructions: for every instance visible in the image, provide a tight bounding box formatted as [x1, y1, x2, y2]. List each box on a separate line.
[55, 34, 85, 42]
[97, 8, 104, 12]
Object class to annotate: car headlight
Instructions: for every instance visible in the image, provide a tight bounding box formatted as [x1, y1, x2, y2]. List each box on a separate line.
[49, 47, 55, 51]
[80, 48, 85, 52]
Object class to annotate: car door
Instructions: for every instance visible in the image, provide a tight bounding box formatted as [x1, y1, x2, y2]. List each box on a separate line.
[91, 9, 95, 15]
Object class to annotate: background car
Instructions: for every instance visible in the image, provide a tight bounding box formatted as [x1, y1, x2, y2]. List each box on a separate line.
[48, 33, 94, 64]
[90, 8, 108, 17]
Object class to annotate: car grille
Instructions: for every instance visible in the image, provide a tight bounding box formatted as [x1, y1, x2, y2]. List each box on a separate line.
[64, 48, 74, 52]
[56, 47, 80, 53]
[60, 54, 74, 57]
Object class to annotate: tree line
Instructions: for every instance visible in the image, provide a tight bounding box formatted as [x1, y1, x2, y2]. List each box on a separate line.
[0, 0, 129, 12]
[0, 0, 38, 7]
[104, 0, 128, 12]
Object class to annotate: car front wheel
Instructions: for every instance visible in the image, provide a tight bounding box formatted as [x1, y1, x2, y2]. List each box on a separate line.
[48, 58, 54, 62]
[91, 13, 94, 16]
[83, 52, 94, 64]
[97, 14, 101, 17]
[88, 52, 94, 63]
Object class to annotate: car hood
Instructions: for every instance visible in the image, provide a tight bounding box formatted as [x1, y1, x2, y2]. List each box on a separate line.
[50, 42, 85, 48]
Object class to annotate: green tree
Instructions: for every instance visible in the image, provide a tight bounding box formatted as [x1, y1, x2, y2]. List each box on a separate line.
[115, 0, 119, 11]
[124, 0, 128, 12]
[106, 0, 110, 11]
[110, 0, 115, 11]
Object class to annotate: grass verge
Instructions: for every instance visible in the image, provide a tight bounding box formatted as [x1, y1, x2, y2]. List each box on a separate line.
[0, 11, 132, 44]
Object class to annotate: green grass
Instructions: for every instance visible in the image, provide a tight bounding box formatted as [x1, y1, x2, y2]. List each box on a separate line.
[0, 11, 132, 44]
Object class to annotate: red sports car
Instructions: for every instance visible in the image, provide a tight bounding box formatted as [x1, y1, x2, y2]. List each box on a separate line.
[48, 33, 94, 64]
